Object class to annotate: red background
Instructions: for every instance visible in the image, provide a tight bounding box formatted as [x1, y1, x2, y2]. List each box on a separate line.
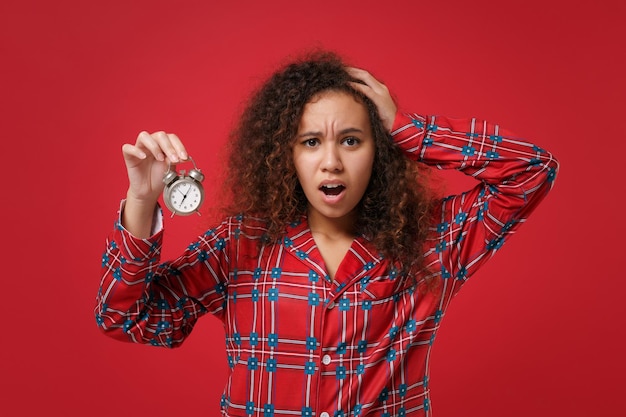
[2, 0, 624, 416]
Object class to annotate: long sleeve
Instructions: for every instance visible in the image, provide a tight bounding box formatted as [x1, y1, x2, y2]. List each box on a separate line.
[95, 208, 235, 348]
[392, 112, 559, 288]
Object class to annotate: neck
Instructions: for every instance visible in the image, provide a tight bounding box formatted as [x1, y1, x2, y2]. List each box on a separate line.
[307, 208, 357, 239]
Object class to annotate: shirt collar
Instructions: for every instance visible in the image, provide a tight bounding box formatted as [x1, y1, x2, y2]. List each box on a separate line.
[283, 215, 383, 286]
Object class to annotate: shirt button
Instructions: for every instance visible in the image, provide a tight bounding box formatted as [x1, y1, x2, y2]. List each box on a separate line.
[320, 413, 330, 417]
[322, 355, 331, 365]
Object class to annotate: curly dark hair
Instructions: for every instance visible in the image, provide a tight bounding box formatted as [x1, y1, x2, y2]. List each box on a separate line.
[223, 51, 435, 279]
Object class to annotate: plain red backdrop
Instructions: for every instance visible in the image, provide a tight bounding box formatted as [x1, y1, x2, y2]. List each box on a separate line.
[1, 0, 624, 416]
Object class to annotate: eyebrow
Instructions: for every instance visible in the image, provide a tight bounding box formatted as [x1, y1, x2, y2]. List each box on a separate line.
[296, 127, 364, 138]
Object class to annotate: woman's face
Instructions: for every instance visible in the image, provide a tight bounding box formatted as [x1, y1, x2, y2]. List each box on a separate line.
[293, 90, 375, 229]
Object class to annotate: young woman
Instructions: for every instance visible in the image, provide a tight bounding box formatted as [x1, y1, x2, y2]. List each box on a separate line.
[96, 52, 558, 417]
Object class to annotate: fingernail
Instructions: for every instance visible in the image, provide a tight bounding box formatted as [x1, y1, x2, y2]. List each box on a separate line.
[180, 151, 188, 160]
[170, 154, 179, 162]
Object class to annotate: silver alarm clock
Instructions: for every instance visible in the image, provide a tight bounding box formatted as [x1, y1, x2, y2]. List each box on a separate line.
[162, 156, 205, 216]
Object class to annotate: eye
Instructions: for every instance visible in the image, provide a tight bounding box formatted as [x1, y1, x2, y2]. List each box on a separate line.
[342, 136, 360, 146]
[301, 138, 319, 147]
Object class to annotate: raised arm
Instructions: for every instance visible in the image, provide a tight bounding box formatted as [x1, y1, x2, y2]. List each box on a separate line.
[348, 67, 559, 287]
[95, 132, 230, 348]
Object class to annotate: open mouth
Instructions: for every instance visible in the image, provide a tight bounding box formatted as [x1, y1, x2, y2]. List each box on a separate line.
[320, 184, 345, 196]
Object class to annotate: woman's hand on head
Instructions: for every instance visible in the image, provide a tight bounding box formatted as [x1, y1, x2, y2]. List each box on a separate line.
[122, 131, 189, 205]
[346, 67, 397, 132]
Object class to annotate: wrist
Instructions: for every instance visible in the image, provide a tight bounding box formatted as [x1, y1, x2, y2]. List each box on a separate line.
[123, 192, 159, 238]
[125, 190, 159, 210]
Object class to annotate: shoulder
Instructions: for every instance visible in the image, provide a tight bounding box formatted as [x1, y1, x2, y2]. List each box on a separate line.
[218, 213, 271, 239]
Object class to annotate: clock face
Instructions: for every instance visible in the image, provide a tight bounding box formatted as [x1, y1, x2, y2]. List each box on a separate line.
[167, 180, 203, 214]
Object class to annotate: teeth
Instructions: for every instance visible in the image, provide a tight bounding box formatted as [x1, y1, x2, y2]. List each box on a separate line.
[320, 184, 345, 196]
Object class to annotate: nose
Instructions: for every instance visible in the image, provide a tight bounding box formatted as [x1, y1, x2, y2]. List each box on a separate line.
[320, 144, 343, 172]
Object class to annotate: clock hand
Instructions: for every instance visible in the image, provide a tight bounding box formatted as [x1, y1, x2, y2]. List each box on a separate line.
[180, 184, 192, 203]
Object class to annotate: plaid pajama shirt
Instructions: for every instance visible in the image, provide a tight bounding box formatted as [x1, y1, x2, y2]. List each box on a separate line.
[97, 112, 558, 416]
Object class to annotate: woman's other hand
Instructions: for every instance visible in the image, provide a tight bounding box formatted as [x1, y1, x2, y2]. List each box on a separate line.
[346, 67, 397, 132]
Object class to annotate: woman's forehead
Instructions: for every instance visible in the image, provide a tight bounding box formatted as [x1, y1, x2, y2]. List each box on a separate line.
[299, 91, 370, 129]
